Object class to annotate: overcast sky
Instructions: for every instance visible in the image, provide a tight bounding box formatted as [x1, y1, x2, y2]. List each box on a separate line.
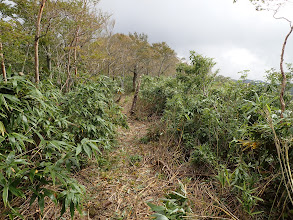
[98, 0, 293, 80]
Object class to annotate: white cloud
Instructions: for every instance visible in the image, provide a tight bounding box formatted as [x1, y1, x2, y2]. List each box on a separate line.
[223, 48, 261, 66]
[98, 0, 293, 80]
[218, 48, 269, 80]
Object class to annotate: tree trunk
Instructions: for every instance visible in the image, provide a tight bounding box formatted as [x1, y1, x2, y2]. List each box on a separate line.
[35, 0, 47, 84]
[158, 61, 163, 77]
[66, 48, 72, 91]
[158, 57, 166, 77]
[46, 45, 52, 73]
[132, 65, 137, 92]
[146, 67, 149, 75]
[130, 76, 141, 115]
[74, 26, 80, 77]
[121, 72, 125, 90]
[0, 42, 7, 82]
[21, 42, 30, 73]
[61, 44, 72, 92]
[62, 26, 79, 92]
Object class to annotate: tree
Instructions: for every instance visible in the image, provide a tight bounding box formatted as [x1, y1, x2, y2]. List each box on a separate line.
[128, 32, 151, 91]
[0, 0, 36, 74]
[176, 51, 217, 96]
[0, 0, 112, 86]
[152, 42, 177, 77]
[35, 0, 47, 84]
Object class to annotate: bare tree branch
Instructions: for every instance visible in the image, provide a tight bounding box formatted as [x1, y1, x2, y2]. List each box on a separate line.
[279, 25, 293, 117]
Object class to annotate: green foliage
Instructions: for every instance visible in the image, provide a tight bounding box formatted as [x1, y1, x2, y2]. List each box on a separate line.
[139, 51, 293, 217]
[235, 182, 264, 216]
[0, 73, 126, 218]
[147, 183, 191, 220]
[61, 76, 127, 144]
[121, 75, 135, 94]
[140, 76, 178, 115]
[215, 165, 232, 189]
[191, 144, 217, 168]
[216, 161, 263, 216]
[128, 154, 142, 166]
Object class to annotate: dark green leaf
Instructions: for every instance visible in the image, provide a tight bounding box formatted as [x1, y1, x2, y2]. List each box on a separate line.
[3, 184, 9, 207]
[70, 201, 75, 218]
[83, 144, 92, 158]
[76, 145, 82, 156]
[151, 213, 169, 220]
[38, 194, 45, 214]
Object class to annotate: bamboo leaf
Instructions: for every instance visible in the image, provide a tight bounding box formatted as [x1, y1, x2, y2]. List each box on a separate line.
[83, 144, 92, 158]
[76, 144, 82, 156]
[38, 194, 45, 214]
[151, 213, 169, 220]
[3, 184, 9, 207]
[0, 121, 5, 136]
[70, 201, 75, 218]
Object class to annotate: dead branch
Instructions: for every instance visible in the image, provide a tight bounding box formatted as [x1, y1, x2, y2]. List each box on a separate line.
[279, 24, 293, 118]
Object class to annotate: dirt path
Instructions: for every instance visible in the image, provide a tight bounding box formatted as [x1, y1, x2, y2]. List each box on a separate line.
[76, 97, 178, 219]
[73, 96, 234, 220]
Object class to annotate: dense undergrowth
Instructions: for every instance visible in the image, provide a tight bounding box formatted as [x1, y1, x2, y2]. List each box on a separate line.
[0, 70, 127, 219]
[137, 52, 293, 219]
[1, 50, 293, 219]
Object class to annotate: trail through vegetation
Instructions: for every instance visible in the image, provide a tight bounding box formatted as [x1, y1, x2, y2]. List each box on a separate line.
[76, 97, 179, 219]
[74, 96, 235, 220]
[1, 0, 293, 219]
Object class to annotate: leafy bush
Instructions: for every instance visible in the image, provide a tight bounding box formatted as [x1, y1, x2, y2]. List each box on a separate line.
[147, 183, 191, 220]
[191, 144, 217, 168]
[140, 76, 178, 115]
[139, 52, 293, 217]
[0, 73, 127, 218]
[60, 77, 127, 160]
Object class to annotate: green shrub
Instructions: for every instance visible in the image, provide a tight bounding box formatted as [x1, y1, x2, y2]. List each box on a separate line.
[190, 144, 217, 168]
[139, 52, 293, 217]
[147, 182, 191, 220]
[140, 76, 178, 115]
[0, 73, 127, 218]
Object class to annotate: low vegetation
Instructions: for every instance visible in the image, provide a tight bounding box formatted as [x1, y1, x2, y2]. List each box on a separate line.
[1, 0, 293, 219]
[0, 70, 126, 218]
[136, 52, 293, 219]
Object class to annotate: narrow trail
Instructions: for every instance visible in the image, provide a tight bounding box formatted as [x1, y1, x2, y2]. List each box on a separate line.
[74, 96, 234, 220]
[76, 96, 178, 219]
[11, 96, 228, 219]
